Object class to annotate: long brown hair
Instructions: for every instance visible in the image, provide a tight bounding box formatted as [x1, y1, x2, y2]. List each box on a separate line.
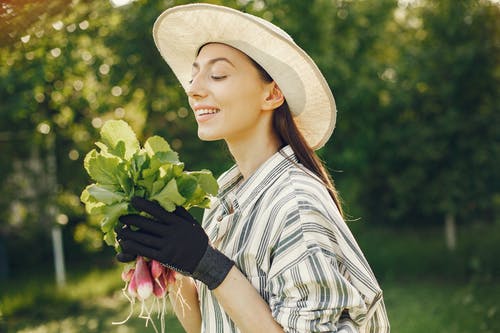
[250, 58, 344, 217]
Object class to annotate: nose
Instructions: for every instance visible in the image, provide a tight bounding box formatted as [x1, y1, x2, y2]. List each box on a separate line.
[187, 74, 207, 100]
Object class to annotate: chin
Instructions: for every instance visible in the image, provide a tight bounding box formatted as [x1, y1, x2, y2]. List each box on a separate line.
[197, 130, 222, 142]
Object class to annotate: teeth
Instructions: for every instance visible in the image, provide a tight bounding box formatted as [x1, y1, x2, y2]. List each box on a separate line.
[196, 108, 220, 116]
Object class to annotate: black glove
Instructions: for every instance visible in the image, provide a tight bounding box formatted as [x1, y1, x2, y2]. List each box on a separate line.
[116, 197, 234, 290]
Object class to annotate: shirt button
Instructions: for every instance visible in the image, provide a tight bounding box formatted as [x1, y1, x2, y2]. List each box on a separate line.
[217, 215, 223, 222]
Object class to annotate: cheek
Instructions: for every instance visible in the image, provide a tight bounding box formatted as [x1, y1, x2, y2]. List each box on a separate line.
[223, 85, 264, 116]
[224, 102, 261, 128]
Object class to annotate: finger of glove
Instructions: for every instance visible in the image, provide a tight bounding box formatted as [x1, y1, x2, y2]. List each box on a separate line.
[119, 239, 162, 263]
[116, 252, 136, 263]
[117, 226, 164, 250]
[119, 214, 171, 236]
[131, 197, 184, 224]
[174, 205, 198, 225]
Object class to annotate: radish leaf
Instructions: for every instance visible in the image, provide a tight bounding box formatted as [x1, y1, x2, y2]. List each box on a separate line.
[87, 184, 125, 205]
[150, 178, 186, 209]
[81, 119, 219, 249]
[100, 120, 140, 159]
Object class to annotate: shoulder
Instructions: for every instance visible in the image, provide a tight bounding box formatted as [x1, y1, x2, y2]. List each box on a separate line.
[259, 164, 343, 248]
[265, 163, 336, 215]
[272, 162, 347, 232]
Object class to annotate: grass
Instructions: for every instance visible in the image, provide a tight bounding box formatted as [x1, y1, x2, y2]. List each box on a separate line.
[383, 278, 499, 333]
[0, 265, 184, 333]
[2, 223, 499, 332]
[1, 266, 498, 332]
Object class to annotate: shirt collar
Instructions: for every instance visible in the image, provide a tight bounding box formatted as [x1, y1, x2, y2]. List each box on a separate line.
[217, 145, 297, 211]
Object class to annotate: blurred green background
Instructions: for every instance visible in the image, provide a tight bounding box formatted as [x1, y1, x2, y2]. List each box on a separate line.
[0, 0, 498, 332]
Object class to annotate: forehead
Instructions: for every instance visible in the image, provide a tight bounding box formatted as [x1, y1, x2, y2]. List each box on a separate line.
[194, 43, 252, 66]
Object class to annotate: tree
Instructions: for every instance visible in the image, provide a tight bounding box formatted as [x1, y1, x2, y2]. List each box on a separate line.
[360, 0, 499, 237]
[0, 0, 498, 273]
[0, 0, 267, 267]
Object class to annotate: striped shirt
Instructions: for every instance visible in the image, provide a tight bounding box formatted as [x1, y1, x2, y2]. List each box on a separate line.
[198, 146, 390, 332]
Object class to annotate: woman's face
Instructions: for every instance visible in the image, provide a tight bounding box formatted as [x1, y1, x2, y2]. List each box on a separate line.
[187, 43, 274, 144]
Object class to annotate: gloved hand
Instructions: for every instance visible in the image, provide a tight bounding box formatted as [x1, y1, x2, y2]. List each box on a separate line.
[116, 197, 234, 290]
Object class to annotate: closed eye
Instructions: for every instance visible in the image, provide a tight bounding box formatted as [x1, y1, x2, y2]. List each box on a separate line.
[188, 75, 226, 84]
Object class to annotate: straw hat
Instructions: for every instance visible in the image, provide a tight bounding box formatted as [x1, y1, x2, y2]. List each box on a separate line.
[153, 3, 336, 150]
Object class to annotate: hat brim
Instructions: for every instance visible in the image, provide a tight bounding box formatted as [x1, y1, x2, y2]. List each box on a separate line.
[153, 3, 336, 150]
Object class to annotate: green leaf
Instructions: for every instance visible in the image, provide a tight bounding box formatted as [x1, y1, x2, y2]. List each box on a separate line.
[80, 186, 105, 214]
[108, 140, 126, 159]
[104, 230, 117, 247]
[177, 174, 198, 199]
[130, 151, 148, 182]
[137, 173, 157, 196]
[150, 178, 186, 210]
[144, 136, 172, 156]
[134, 188, 146, 198]
[172, 163, 185, 177]
[100, 120, 139, 160]
[115, 162, 132, 194]
[156, 151, 179, 164]
[191, 170, 219, 196]
[94, 141, 129, 162]
[158, 164, 173, 179]
[94, 142, 109, 153]
[86, 184, 125, 205]
[157, 199, 176, 212]
[80, 185, 93, 204]
[151, 177, 167, 196]
[84, 150, 122, 185]
[100, 201, 129, 233]
[184, 186, 208, 208]
[142, 154, 164, 178]
[194, 197, 212, 209]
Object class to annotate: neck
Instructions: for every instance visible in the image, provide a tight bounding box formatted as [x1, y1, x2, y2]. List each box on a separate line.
[226, 132, 282, 180]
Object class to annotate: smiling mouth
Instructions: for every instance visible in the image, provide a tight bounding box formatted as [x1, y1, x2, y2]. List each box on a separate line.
[195, 108, 221, 116]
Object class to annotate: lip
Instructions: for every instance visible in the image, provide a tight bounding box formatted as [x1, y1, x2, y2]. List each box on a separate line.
[193, 105, 221, 123]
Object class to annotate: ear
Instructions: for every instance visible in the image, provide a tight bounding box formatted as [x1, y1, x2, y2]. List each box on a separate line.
[261, 82, 285, 111]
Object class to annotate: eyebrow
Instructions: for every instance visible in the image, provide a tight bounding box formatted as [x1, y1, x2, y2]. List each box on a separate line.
[192, 57, 235, 69]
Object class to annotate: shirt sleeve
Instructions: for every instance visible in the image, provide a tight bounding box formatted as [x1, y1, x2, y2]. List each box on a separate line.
[267, 204, 368, 332]
[338, 317, 360, 333]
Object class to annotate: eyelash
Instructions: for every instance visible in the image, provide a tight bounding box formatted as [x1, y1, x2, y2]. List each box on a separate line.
[188, 75, 227, 84]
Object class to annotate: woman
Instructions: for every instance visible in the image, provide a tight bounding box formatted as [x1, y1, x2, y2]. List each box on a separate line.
[116, 3, 390, 332]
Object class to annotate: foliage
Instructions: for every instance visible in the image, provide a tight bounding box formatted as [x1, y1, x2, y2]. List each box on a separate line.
[358, 0, 500, 226]
[0, 0, 498, 272]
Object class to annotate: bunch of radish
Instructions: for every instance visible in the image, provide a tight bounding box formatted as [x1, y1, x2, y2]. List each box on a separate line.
[80, 120, 218, 332]
[115, 256, 179, 332]
[122, 256, 176, 300]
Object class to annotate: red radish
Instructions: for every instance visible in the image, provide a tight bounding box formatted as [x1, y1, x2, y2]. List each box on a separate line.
[150, 260, 168, 298]
[122, 267, 135, 282]
[150, 260, 164, 280]
[135, 256, 153, 300]
[153, 271, 167, 298]
[127, 271, 138, 298]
